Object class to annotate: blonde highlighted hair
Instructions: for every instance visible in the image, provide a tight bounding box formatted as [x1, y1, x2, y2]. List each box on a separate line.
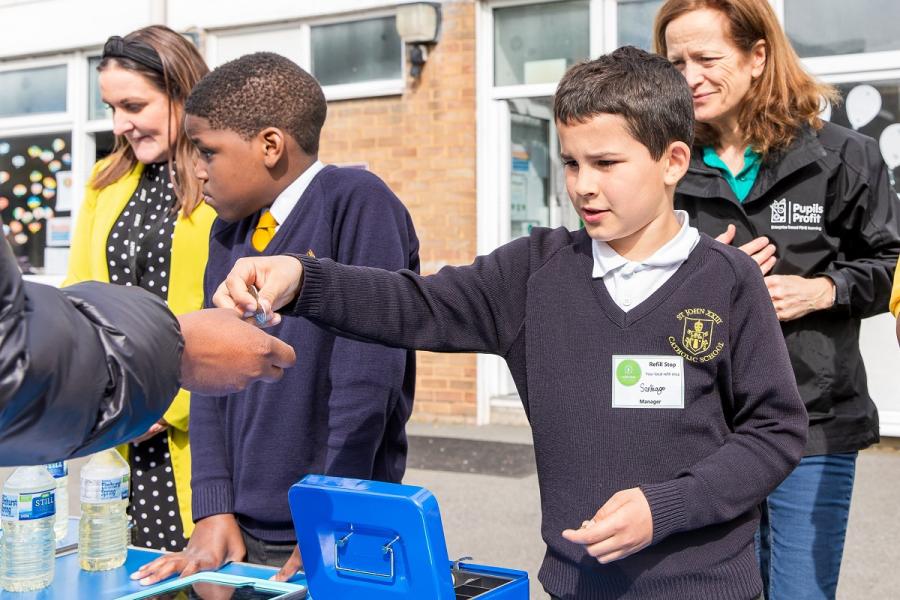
[92, 25, 209, 216]
[653, 0, 839, 156]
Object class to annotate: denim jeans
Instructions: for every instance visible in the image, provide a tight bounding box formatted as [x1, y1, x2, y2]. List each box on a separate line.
[756, 452, 858, 600]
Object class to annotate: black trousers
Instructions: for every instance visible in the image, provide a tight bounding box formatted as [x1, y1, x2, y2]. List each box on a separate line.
[240, 528, 296, 567]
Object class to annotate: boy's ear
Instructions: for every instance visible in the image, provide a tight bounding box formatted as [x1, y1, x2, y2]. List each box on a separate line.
[258, 127, 286, 168]
[663, 141, 691, 186]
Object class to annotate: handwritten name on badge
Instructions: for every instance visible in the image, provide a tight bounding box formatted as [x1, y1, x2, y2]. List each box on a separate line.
[611, 356, 685, 409]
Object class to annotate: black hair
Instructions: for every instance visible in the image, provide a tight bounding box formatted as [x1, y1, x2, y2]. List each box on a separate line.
[185, 52, 327, 155]
[554, 46, 694, 160]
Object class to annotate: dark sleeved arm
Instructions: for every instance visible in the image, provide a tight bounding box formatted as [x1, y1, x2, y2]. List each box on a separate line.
[320, 180, 416, 477]
[821, 137, 900, 318]
[0, 236, 182, 466]
[189, 393, 233, 520]
[640, 252, 808, 543]
[189, 241, 233, 520]
[289, 234, 534, 357]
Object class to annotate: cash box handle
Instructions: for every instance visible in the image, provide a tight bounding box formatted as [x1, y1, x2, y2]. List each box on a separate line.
[334, 526, 401, 580]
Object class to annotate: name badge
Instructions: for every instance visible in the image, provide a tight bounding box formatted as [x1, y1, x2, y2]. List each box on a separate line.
[611, 355, 684, 409]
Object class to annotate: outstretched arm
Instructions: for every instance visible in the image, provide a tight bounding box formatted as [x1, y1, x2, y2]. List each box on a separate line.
[0, 234, 182, 465]
[0, 235, 296, 465]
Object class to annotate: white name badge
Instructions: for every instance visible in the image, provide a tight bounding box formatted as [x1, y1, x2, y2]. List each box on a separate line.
[611, 355, 684, 409]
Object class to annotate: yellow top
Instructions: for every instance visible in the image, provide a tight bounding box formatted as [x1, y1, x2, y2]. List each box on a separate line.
[64, 160, 216, 537]
[891, 256, 900, 317]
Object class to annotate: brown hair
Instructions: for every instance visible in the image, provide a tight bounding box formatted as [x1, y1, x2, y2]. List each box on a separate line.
[554, 47, 694, 160]
[653, 0, 838, 156]
[92, 26, 209, 216]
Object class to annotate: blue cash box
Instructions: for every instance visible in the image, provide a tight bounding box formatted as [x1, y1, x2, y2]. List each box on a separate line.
[289, 475, 529, 599]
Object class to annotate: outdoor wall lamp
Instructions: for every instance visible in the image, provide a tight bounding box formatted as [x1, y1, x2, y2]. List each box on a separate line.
[395, 2, 441, 79]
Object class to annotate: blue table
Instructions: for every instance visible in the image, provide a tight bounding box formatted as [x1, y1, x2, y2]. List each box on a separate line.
[7, 544, 307, 599]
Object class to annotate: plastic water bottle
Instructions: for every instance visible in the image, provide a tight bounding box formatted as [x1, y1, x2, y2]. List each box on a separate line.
[79, 450, 130, 571]
[1, 466, 56, 592]
[45, 461, 69, 542]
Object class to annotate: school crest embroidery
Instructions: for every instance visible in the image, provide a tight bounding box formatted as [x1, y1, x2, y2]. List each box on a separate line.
[668, 308, 725, 363]
[682, 318, 713, 355]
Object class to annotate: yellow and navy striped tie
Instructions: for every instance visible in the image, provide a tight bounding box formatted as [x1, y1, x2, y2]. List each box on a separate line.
[251, 210, 277, 252]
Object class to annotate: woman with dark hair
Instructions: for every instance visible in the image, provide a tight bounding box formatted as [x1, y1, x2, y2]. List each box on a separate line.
[654, 1, 900, 598]
[64, 25, 214, 552]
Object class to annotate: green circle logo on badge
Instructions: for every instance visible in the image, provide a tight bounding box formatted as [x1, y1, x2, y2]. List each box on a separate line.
[616, 359, 641, 386]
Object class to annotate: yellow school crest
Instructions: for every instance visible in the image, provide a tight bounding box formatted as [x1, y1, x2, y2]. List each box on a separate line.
[668, 307, 725, 363]
[682, 318, 713, 355]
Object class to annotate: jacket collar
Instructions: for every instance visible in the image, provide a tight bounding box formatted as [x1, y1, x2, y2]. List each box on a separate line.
[680, 126, 829, 204]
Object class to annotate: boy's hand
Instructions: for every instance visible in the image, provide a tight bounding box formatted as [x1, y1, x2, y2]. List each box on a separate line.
[213, 256, 305, 327]
[561, 488, 653, 564]
[271, 545, 303, 582]
[130, 514, 246, 585]
[716, 224, 777, 275]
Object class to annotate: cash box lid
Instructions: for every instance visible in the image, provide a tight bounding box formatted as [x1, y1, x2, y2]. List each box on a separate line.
[289, 475, 456, 600]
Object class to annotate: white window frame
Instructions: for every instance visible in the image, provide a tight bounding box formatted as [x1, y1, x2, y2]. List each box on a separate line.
[775, 0, 900, 76]
[0, 55, 73, 132]
[207, 9, 406, 103]
[309, 10, 406, 101]
[811, 63, 900, 437]
[476, 0, 604, 423]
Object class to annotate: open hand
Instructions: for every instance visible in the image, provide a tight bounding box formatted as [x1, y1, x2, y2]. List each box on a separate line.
[716, 224, 777, 275]
[561, 488, 653, 564]
[271, 545, 303, 582]
[131, 514, 246, 586]
[765, 274, 834, 321]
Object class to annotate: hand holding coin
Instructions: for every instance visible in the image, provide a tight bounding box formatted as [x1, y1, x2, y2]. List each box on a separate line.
[247, 285, 270, 326]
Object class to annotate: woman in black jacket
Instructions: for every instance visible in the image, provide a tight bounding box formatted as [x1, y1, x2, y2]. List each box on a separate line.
[0, 232, 295, 466]
[654, 1, 900, 599]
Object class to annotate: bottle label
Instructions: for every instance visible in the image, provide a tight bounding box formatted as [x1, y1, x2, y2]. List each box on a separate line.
[1, 489, 56, 522]
[81, 475, 129, 503]
[46, 462, 68, 478]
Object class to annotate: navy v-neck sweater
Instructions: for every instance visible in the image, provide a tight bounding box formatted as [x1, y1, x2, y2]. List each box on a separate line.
[290, 229, 807, 599]
[192, 165, 419, 542]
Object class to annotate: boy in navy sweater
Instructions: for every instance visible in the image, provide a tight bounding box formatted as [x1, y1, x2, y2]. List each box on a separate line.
[134, 53, 419, 584]
[215, 48, 807, 599]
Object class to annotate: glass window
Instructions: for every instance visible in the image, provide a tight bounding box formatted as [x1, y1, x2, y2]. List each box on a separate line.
[825, 80, 900, 187]
[214, 27, 305, 68]
[311, 17, 403, 86]
[617, 0, 663, 51]
[0, 132, 72, 271]
[0, 65, 67, 118]
[494, 0, 589, 87]
[94, 131, 115, 161]
[507, 97, 579, 238]
[87, 56, 110, 121]
[785, 0, 900, 58]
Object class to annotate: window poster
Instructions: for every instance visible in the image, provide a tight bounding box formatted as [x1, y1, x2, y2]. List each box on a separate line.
[0, 133, 71, 271]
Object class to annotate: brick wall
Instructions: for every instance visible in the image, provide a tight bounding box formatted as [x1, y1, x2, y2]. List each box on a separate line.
[318, 0, 479, 423]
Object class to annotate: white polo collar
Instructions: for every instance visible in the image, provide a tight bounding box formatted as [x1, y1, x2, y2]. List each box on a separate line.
[592, 210, 699, 278]
[268, 160, 325, 227]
